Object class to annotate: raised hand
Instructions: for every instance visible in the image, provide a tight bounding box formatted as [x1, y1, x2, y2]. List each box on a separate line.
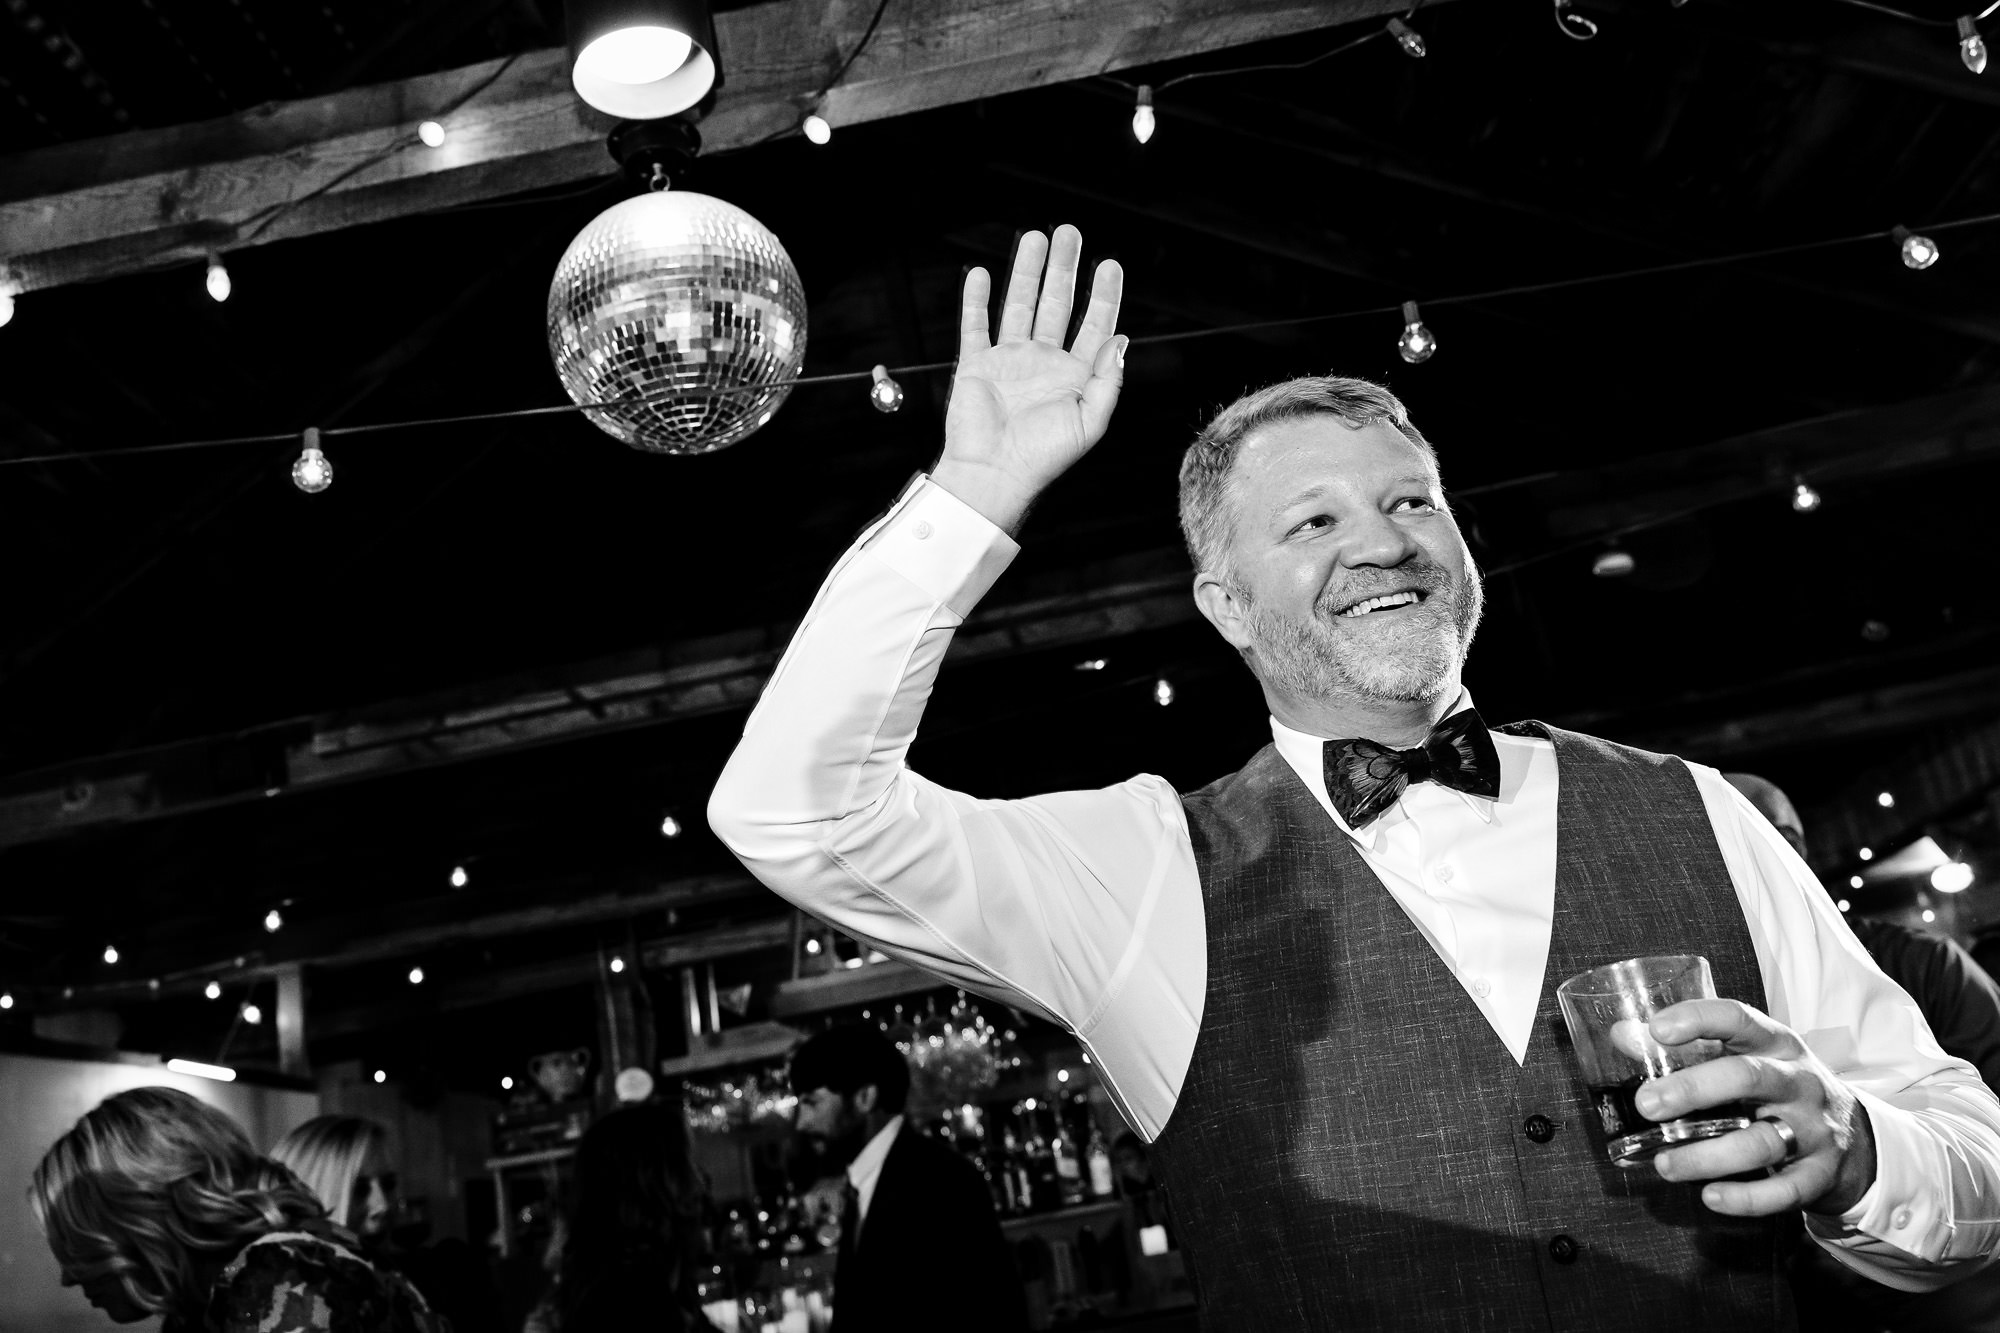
[933, 225, 1126, 534]
[1639, 998, 1876, 1218]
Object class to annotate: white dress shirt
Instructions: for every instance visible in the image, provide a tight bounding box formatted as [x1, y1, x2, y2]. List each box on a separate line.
[710, 476, 2000, 1288]
[846, 1114, 905, 1234]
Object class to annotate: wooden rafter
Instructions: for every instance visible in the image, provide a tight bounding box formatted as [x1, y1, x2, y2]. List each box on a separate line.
[0, 0, 1427, 295]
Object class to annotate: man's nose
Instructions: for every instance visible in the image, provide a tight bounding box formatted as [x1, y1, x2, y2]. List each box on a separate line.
[1335, 509, 1421, 569]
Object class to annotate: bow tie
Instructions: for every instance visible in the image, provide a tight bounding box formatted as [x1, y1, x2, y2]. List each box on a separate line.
[1323, 710, 1502, 829]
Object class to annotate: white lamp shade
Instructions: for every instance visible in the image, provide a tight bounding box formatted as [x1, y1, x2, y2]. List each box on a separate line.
[569, 0, 720, 120]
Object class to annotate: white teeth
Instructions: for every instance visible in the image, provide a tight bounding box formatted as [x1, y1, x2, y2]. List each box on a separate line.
[1340, 591, 1421, 618]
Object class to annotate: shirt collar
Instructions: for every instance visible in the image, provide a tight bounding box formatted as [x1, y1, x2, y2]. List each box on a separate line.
[1268, 690, 1494, 845]
[845, 1114, 904, 1193]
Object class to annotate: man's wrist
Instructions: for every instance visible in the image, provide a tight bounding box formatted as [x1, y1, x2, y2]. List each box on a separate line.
[929, 458, 1039, 537]
[1808, 1095, 1877, 1219]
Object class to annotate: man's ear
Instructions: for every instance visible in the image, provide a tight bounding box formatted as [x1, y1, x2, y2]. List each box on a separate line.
[1193, 572, 1256, 655]
[852, 1084, 880, 1117]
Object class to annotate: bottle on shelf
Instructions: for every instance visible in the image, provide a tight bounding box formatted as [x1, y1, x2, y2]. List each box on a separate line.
[1050, 1120, 1086, 1208]
[1085, 1123, 1116, 1199]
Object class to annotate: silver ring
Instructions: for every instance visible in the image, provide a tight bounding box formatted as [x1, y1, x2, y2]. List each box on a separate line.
[1757, 1114, 1800, 1165]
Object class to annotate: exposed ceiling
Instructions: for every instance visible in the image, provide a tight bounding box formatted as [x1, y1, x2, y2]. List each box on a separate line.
[2, 0, 1998, 1087]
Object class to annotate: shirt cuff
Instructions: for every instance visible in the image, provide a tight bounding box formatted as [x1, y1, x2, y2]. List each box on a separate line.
[1821, 1088, 1952, 1261]
[862, 476, 1021, 617]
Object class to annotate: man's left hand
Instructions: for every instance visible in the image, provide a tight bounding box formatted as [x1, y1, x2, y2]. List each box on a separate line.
[1639, 997, 1877, 1218]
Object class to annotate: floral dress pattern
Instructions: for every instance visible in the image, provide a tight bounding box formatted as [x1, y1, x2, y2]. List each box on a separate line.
[190, 1230, 452, 1333]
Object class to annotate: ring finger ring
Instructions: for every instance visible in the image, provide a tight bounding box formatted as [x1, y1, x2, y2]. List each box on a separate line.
[1757, 1114, 1800, 1166]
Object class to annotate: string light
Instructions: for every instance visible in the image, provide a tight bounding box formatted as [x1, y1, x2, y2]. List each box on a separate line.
[1592, 548, 1635, 578]
[1860, 846, 1875, 861]
[610, 956, 626, 973]
[263, 908, 283, 933]
[1386, 17, 1426, 56]
[660, 814, 682, 838]
[1553, 0, 1599, 40]
[501, 1075, 514, 1090]
[0, 991, 12, 1009]
[241, 1002, 262, 1024]
[205, 253, 232, 303]
[869, 364, 904, 413]
[1850, 875, 1865, 889]
[1074, 658, 1107, 671]
[1877, 791, 1896, 808]
[1933, 862, 1975, 892]
[1154, 678, 1175, 707]
[291, 427, 333, 494]
[1961, 15, 1990, 72]
[418, 120, 446, 148]
[1132, 84, 1156, 144]
[802, 111, 832, 145]
[0, 290, 14, 328]
[204, 980, 222, 1000]
[1923, 908, 1937, 923]
[450, 864, 469, 888]
[1893, 225, 1940, 269]
[374, 1068, 387, 1083]
[1838, 899, 1851, 912]
[408, 966, 425, 985]
[1791, 478, 1821, 512]
[1396, 301, 1437, 363]
[103, 944, 119, 965]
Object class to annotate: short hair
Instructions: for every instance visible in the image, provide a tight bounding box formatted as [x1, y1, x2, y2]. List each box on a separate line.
[788, 1023, 912, 1115]
[30, 1086, 326, 1319]
[270, 1115, 388, 1230]
[1178, 375, 1438, 584]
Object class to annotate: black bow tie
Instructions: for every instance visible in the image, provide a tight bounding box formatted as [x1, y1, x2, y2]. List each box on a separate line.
[1323, 709, 1502, 828]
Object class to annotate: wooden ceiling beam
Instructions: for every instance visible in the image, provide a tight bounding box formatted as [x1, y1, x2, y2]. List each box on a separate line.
[0, 0, 1428, 295]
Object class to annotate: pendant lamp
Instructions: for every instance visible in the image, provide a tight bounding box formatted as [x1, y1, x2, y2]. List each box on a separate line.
[568, 0, 721, 120]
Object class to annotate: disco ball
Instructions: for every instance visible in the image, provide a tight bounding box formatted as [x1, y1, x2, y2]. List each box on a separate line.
[547, 191, 808, 454]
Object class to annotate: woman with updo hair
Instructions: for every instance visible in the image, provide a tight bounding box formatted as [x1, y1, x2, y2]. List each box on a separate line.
[31, 1085, 448, 1332]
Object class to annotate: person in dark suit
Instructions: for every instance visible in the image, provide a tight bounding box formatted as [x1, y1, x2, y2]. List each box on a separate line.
[790, 1023, 1028, 1333]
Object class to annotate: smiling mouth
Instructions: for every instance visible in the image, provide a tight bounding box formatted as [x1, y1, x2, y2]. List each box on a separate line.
[1337, 590, 1425, 618]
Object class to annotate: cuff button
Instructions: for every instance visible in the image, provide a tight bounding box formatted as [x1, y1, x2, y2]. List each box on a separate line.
[912, 520, 934, 539]
[1892, 1208, 1913, 1230]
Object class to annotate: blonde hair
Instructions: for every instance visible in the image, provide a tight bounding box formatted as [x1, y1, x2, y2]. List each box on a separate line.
[271, 1115, 388, 1229]
[29, 1086, 327, 1318]
[1178, 376, 1438, 587]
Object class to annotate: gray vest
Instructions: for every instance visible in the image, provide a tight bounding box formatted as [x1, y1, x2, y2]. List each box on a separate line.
[1150, 723, 1789, 1331]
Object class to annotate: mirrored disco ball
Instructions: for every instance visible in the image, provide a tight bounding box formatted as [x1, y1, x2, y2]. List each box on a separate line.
[547, 191, 808, 454]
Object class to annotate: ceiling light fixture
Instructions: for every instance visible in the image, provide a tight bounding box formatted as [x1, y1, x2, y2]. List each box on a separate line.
[167, 1058, 237, 1082]
[291, 427, 333, 494]
[1132, 85, 1156, 144]
[568, 0, 721, 120]
[1396, 301, 1437, 363]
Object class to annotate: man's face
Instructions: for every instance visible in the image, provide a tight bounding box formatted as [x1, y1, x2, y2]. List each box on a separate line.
[794, 1085, 863, 1145]
[1203, 416, 1482, 710]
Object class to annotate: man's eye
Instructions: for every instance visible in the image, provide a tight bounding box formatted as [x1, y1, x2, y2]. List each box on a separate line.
[1393, 497, 1438, 513]
[1289, 515, 1332, 535]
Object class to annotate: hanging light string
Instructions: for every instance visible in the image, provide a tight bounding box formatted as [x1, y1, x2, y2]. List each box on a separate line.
[5, 207, 1995, 472]
[1831, 0, 2000, 26]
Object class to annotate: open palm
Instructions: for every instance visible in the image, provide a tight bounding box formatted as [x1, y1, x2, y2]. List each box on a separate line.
[937, 226, 1125, 528]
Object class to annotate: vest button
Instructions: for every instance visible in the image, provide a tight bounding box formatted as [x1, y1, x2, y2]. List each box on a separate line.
[1523, 1114, 1556, 1143]
[1548, 1234, 1578, 1264]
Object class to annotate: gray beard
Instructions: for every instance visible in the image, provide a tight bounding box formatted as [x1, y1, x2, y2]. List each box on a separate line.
[1243, 565, 1485, 706]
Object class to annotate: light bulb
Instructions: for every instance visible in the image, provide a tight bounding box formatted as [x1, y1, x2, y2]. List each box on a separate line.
[805, 937, 822, 954]
[583, 26, 693, 84]
[1838, 899, 1851, 913]
[1961, 16, 1989, 73]
[0, 991, 12, 1009]
[1074, 658, 1107, 671]
[802, 112, 832, 145]
[450, 864, 469, 888]
[1877, 791, 1895, 808]
[610, 956, 626, 974]
[0, 290, 14, 328]
[263, 908, 283, 933]
[501, 1075, 514, 1090]
[418, 120, 446, 148]
[1397, 301, 1437, 363]
[374, 1068, 387, 1084]
[241, 1003, 262, 1025]
[1057, 1068, 1070, 1083]
[103, 944, 119, 965]
[1387, 17, 1426, 57]
[1850, 875, 1865, 889]
[1893, 225, 1940, 270]
[1132, 85, 1156, 145]
[205, 980, 222, 1000]
[205, 254, 231, 303]
[1923, 908, 1937, 923]
[291, 427, 333, 494]
[1154, 678, 1175, 707]
[869, 364, 904, 413]
[1933, 861, 1975, 893]
[1592, 549, 1635, 578]
[408, 966, 425, 985]
[660, 814, 682, 838]
[1791, 478, 1820, 513]
[1859, 846, 1874, 861]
